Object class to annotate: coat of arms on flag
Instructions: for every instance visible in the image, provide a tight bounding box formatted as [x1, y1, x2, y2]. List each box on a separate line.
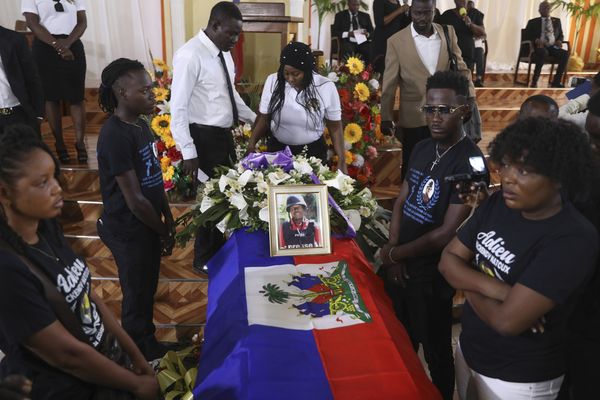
[245, 261, 372, 330]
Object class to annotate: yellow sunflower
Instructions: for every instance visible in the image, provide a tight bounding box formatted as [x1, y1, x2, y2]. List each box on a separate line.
[346, 56, 364, 75]
[163, 165, 175, 181]
[153, 59, 168, 71]
[160, 156, 171, 172]
[163, 135, 176, 149]
[151, 114, 171, 137]
[344, 123, 363, 144]
[354, 82, 370, 102]
[323, 127, 332, 146]
[345, 151, 355, 165]
[153, 87, 169, 102]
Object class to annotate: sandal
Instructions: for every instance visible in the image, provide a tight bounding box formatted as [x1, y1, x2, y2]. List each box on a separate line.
[75, 144, 88, 164]
[55, 144, 71, 164]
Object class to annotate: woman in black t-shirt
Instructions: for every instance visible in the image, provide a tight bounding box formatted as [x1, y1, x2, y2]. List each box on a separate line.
[371, 0, 410, 74]
[0, 125, 160, 399]
[439, 118, 598, 400]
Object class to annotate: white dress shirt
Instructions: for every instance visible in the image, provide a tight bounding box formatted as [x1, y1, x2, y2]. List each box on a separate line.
[0, 58, 20, 109]
[259, 72, 341, 145]
[170, 30, 256, 160]
[341, 10, 361, 43]
[411, 23, 441, 76]
[21, 0, 86, 35]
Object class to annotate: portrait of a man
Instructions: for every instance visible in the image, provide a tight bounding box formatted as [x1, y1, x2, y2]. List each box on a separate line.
[278, 195, 322, 249]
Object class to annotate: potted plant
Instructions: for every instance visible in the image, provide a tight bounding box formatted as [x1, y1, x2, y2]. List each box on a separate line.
[550, 0, 600, 71]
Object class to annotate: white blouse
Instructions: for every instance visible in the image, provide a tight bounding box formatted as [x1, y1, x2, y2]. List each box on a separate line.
[21, 0, 86, 35]
[259, 72, 341, 145]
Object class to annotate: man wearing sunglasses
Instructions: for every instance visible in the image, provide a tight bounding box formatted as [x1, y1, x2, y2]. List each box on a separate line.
[380, 0, 474, 180]
[380, 71, 487, 400]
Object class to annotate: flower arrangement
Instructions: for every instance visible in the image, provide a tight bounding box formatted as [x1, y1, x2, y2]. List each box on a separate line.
[320, 56, 395, 184]
[149, 59, 193, 199]
[175, 149, 379, 246]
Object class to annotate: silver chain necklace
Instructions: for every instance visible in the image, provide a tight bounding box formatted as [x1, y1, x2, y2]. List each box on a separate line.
[431, 133, 466, 171]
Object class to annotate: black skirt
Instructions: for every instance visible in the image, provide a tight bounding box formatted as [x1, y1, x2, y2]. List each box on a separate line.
[32, 35, 86, 103]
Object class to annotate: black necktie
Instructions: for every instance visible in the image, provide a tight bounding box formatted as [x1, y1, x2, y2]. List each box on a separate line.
[351, 13, 359, 31]
[217, 51, 239, 125]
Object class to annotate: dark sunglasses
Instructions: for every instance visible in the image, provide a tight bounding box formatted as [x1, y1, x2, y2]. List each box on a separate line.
[420, 104, 466, 115]
[53, 0, 64, 12]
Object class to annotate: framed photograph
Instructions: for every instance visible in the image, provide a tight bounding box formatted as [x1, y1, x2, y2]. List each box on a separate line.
[268, 185, 331, 257]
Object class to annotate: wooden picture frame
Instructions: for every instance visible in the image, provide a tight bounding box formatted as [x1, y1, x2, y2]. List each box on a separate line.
[268, 184, 331, 257]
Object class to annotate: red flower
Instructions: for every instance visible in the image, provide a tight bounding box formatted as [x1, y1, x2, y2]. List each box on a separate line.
[361, 70, 370, 81]
[342, 102, 355, 121]
[167, 146, 182, 162]
[164, 180, 175, 191]
[347, 165, 359, 178]
[156, 140, 167, 154]
[338, 88, 351, 104]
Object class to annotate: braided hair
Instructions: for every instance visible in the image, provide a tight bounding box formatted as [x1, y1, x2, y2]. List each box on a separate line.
[0, 124, 59, 255]
[98, 58, 146, 114]
[268, 42, 323, 132]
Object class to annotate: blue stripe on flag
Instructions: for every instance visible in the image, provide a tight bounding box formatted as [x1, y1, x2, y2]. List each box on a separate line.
[194, 230, 334, 400]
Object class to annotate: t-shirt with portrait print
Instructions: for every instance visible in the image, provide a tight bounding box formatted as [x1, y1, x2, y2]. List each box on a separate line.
[0, 219, 104, 398]
[457, 191, 599, 382]
[396, 137, 488, 283]
[97, 115, 165, 233]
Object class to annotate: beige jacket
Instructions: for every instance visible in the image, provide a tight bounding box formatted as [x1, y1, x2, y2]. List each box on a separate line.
[381, 23, 474, 128]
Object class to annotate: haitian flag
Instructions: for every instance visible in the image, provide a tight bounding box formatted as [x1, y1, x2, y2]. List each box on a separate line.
[193, 230, 441, 400]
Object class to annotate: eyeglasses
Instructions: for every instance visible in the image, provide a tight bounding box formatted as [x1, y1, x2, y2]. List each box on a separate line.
[420, 104, 467, 116]
[53, 0, 64, 12]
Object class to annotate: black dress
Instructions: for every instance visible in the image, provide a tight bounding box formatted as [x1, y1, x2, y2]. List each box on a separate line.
[371, 0, 410, 74]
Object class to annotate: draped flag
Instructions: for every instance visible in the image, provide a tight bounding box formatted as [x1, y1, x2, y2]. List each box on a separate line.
[193, 230, 441, 400]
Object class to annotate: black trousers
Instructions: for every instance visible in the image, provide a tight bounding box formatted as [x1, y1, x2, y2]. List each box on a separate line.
[0, 106, 41, 137]
[384, 277, 455, 400]
[395, 125, 431, 181]
[190, 124, 235, 268]
[340, 39, 371, 64]
[474, 47, 485, 79]
[97, 219, 161, 357]
[267, 134, 328, 165]
[532, 46, 569, 85]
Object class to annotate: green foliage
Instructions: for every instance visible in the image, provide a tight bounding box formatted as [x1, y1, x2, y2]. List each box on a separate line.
[550, 0, 600, 19]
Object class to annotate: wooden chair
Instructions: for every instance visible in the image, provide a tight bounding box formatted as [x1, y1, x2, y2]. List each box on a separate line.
[330, 25, 341, 66]
[514, 29, 570, 87]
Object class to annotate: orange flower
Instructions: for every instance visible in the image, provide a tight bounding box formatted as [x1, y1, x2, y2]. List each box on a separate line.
[345, 151, 354, 165]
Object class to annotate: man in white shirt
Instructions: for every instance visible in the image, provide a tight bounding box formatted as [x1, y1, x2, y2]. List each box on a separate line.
[380, 0, 473, 179]
[0, 25, 44, 136]
[170, 1, 256, 272]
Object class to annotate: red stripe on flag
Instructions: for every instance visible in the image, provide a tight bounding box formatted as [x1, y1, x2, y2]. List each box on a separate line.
[295, 239, 441, 400]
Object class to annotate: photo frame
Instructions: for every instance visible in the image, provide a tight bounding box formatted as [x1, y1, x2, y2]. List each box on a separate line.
[268, 184, 331, 257]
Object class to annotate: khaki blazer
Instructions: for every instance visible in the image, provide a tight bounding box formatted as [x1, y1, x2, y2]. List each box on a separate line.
[381, 23, 474, 128]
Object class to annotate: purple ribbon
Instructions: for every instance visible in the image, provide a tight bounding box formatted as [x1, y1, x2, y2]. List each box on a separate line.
[240, 147, 357, 239]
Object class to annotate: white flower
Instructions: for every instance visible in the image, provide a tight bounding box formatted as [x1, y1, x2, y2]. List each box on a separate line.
[344, 141, 352, 151]
[216, 212, 231, 233]
[344, 209, 362, 231]
[157, 101, 170, 115]
[218, 175, 231, 192]
[327, 72, 339, 82]
[267, 170, 291, 185]
[199, 196, 214, 213]
[239, 207, 249, 222]
[356, 187, 373, 200]
[238, 169, 253, 187]
[368, 79, 380, 90]
[230, 193, 248, 210]
[293, 160, 313, 176]
[259, 207, 270, 222]
[257, 181, 269, 193]
[351, 154, 365, 167]
[359, 206, 372, 218]
[237, 163, 246, 174]
[323, 170, 355, 196]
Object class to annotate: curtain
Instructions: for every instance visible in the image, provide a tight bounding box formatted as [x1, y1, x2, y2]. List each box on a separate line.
[0, 0, 163, 87]
[311, 0, 571, 71]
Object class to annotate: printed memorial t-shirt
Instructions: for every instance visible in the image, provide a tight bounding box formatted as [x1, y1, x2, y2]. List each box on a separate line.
[0, 220, 105, 398]
[397, 137, 488, 282]
[457, 191, 598, 382]
[97, 115, 165, 233]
